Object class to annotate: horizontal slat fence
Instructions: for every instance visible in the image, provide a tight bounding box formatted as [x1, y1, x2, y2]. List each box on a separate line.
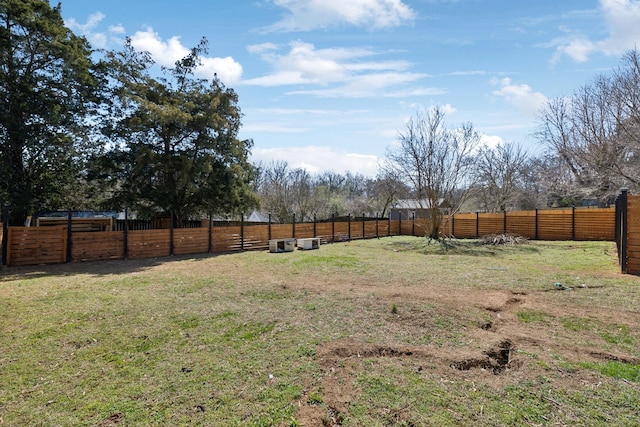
[72, 231, 124, 262]
[0, 207, 616, 268]
[506, 212, 536, 239]
[447, 207, 614, 241]
[173, 228, 209, 256]
[7, 226, 67, 266]
[212, 226, 241, 252]
[127, 229, 171, 259]
[624, 196, 640, 275]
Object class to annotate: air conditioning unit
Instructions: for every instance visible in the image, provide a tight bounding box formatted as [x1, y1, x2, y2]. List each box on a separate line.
[297, 238, 320, 250]
[269, 238, 296, 253]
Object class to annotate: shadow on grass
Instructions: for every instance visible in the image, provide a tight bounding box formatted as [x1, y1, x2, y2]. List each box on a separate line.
[0, 251, 237, 281]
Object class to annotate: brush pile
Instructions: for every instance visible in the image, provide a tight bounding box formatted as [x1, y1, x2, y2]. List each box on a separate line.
[478, 233, 528, 246]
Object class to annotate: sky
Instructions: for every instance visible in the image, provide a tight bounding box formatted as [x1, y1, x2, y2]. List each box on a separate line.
[59, 0, 640, 177]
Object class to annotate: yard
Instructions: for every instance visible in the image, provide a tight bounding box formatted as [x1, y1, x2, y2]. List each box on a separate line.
[1, 237, 639, 426]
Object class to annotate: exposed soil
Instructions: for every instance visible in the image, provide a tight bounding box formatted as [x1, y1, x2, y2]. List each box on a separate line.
[290, 277, 640, 426]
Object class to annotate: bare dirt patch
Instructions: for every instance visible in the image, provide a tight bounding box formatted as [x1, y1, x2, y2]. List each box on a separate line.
[289, 259, 640, 425]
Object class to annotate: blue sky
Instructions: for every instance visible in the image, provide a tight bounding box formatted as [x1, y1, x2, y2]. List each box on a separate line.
[60, 0, 640, 177]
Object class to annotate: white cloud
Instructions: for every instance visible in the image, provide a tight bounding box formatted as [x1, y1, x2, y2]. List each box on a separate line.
[440, 103, 458, 115]
[287, 72, 428, 98]
[242, 123, 310, 133]
[251, 146, 380, 176]
[243, 40, 433, 97]
[247, 43, 279, 54]
[262, 0, 414, 32]
[108, 24, 126, 35]
[65, 12, 128, 49]
[66, 12, 111, 48]
[66, 12, 105, 33]
[478, 134, 505, 149]
[555, 0, 640, 62]
[492, 78, 547, 117]
[130, 30, 190, 65]
[199, 57, 244, 84]
[129, 28, 243, 84]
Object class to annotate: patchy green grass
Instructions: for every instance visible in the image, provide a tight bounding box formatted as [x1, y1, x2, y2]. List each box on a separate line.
[516, 310, 552, 324]
[1, 237, 639, 426]
[578, 360, 640, 382]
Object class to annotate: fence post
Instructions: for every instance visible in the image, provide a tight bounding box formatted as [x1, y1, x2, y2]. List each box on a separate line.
[618, 190, 628, 273]
[348, 214, 351, 241]
[66, 209, 72, 263]
[170, 209, 175, 256]
[240, 212, 245, 251]
[313, 213, 317, 237]
[208, 212, 212, 254]
[292, 213, 296, 239]
[388, 215, 391, 237]
[268, 213, 272, 241]
[398, 212, 402, 236]
[476, 211, 480, 238]
[572, 206, 576, 241]
[503, 210, 507, 234]
[332, 213, 335, 243]
[535, 209, 539, 240]
[1, 204, 9, 266]
[376, 213, 379, 238]
[362, 213, 365, 239]
[412, 212, 415, 236]
[124, 208, 129, 259]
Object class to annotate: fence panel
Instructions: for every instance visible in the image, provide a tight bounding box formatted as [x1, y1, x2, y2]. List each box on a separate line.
[574, 207, 615, 241]
[478, 213, 505, 236]
[243, 224, 269, 251]
[625, 197, 640, 274]
[212, 225, 242, 252]
[72, 231, 125, 262]
[506, 211, 537, 238]
[270, 224, 293, 241]
[294, 223, 315, 239]
[127, 229, 171, 259]
[399, 219, 413, 236]
[315, 222, 334, 243]
[364, 221, 378, 239]
[537, 209, 573, 240]
[174, 228, 209, 255]
[350, 220, 363, 240]
[412, 219, 430, 237]
[7, 226, 67, 266]
[334, 221, 350, 242]
[451, 213, 476, 238]
[378, 220, 390, 237]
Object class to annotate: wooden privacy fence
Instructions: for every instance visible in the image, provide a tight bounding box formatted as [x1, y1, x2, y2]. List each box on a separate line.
[0, 207, 616, 268]
[442, 207, 615, 241]
[615, 191, 640, 275]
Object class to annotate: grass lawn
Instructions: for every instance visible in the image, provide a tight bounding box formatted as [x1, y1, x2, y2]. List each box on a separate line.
[1, 237, 639, 426]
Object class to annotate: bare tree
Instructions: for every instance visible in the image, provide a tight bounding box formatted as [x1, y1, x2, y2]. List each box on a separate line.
[290, 168, 314, 221]
[385, 106, 480, 239]
[258, 161, 294, 222]
[473, 142, 529, 212]
[536, 48, 640, 203]
[367, 169, 410, 217]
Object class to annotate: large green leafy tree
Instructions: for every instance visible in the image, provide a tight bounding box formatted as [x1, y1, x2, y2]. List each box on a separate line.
[95, 39, 257, 222]
[0, 0, 102, 223]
